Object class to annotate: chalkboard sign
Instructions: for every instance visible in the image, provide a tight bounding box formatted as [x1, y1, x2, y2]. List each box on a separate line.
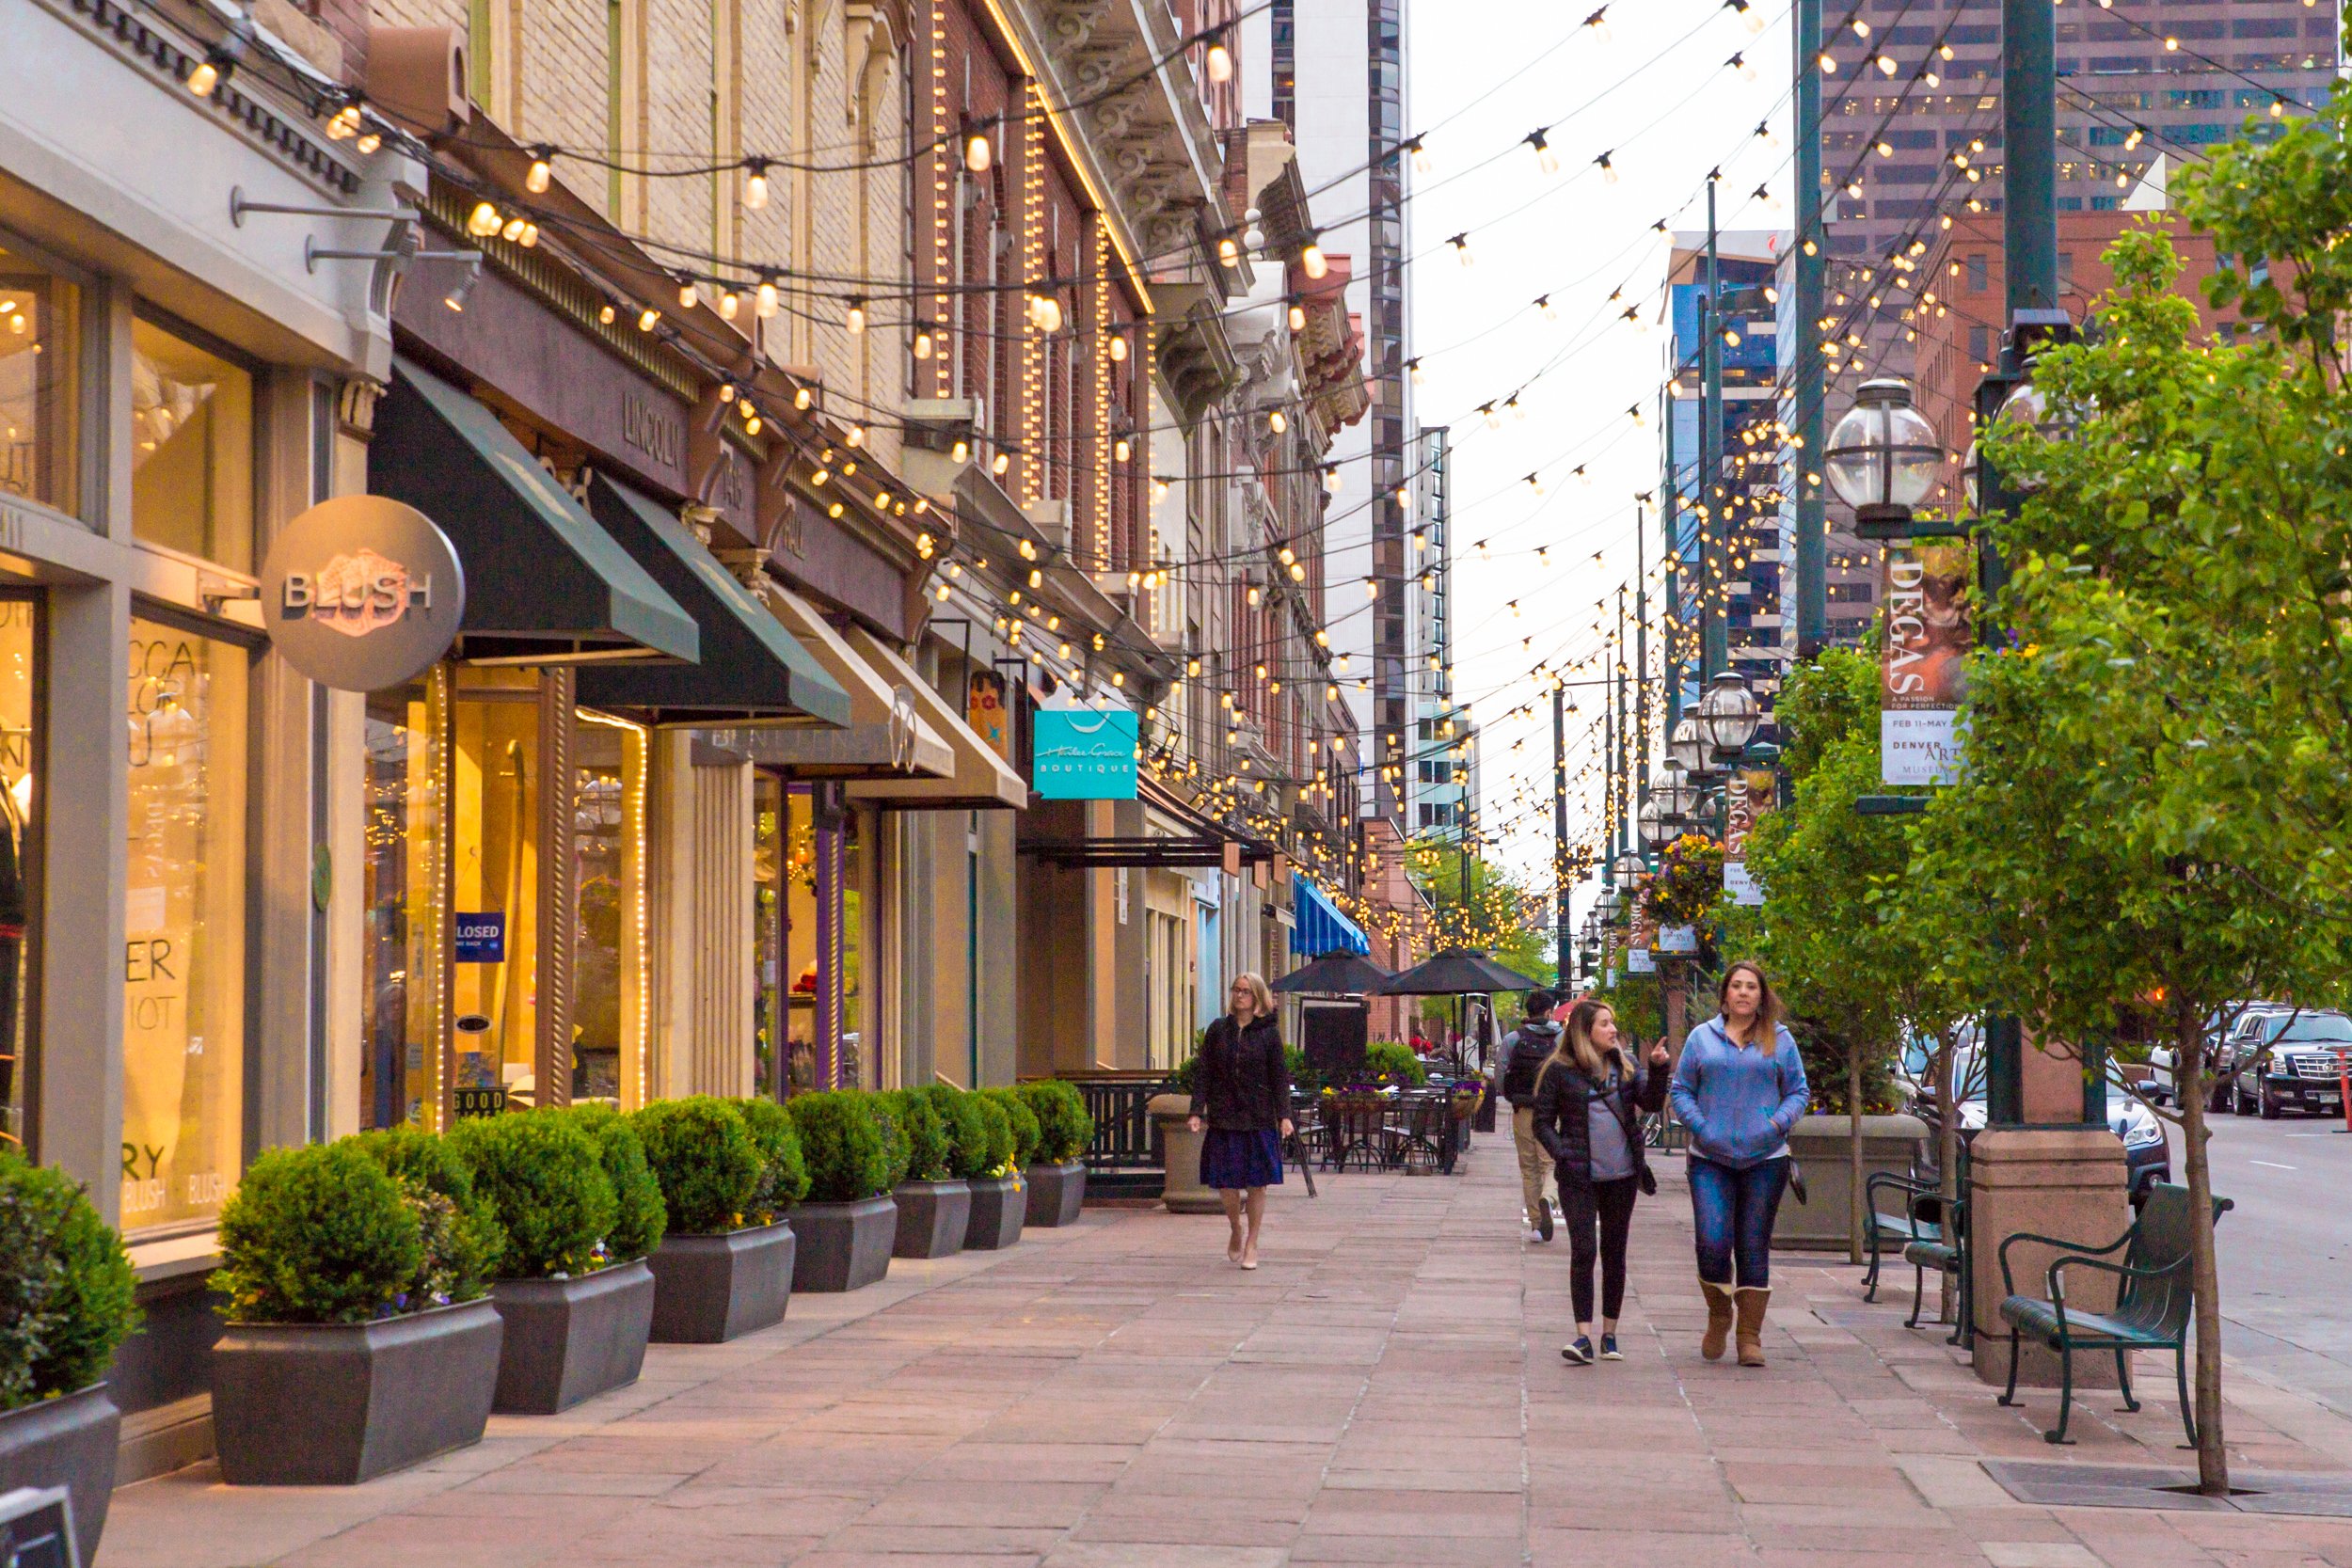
[453, 1087, 507, 1119]
[1300, 1001, 1368, 1085]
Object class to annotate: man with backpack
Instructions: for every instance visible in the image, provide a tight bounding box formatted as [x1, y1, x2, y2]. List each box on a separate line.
[1500, 990, 1565, 1241]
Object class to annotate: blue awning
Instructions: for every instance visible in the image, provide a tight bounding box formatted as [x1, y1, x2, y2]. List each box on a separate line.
[1291, 874, 1371, 958]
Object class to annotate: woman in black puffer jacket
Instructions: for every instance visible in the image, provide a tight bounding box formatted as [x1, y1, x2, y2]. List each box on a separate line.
[1187, 972, 1293, 1270]
[1533, 997, 1671, 1365]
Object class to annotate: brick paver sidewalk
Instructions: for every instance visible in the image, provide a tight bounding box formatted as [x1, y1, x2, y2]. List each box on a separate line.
[103, 1142, 2352, 1567]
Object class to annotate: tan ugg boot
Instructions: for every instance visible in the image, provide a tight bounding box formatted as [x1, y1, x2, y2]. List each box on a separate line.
[1735, 1287, 1771, 1368]
[1701, 1280, 1737, 1361]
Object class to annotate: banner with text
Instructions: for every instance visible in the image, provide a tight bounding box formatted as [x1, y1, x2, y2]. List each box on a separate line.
[1721, 762, 1776, 906]
[1880, 541, 1972, 784]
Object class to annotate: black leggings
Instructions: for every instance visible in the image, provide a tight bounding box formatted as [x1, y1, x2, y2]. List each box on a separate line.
[1561, 1175, 1641, 1324]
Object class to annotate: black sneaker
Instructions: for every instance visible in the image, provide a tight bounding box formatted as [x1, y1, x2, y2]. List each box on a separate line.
[1599, 1335, 1622, 1361]
[1560, 1337, 1593, 1366]
[1537, 1204, 1553, 1242]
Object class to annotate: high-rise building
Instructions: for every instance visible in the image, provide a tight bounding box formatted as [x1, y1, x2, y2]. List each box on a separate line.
[1240, 0, 1425, 832]
[1409, 427, 1467, 834]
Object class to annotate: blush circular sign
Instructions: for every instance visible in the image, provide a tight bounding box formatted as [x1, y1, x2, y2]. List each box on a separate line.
[261, 496, 466, 690]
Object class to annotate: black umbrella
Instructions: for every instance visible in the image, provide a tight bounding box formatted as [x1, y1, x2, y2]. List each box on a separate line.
[1375, 947, 1546, 996]
[1269, 951, 1395, 995]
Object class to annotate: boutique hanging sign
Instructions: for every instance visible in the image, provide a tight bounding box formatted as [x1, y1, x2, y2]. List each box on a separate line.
[261, 497, 467, 690]
[1032, 703, 1139, 800]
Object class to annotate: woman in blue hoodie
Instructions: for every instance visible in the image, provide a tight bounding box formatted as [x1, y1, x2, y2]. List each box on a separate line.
[1670, 961, 1809, 1368]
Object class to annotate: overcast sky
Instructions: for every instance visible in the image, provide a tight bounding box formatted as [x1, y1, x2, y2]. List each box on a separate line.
[1406, 0, 1795, 917]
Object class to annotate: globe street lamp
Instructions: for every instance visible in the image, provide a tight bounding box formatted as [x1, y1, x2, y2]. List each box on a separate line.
[1825, 375, 1942, 540]
[1667, 716, 1708, 777]
[1637, 797, 1669, 850]
[1695, 672, 1761, 762]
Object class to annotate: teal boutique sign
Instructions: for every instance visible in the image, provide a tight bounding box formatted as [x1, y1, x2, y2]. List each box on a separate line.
[1032, 705, 1139, 800]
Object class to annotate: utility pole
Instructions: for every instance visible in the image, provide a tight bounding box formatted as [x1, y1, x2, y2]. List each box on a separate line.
[1553, 679, 1569, 981]
[1615, 589, 1630, 868]
[1701, 174, 1728, 683]
[1661, 382, 1682, 730]
[1793, 0, 1828, 657]
[1634, 507, 1650, 861]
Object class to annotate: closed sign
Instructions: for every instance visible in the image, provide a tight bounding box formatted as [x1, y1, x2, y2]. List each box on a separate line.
[262, 496, 466, 690]
[453, 912, 505, 963]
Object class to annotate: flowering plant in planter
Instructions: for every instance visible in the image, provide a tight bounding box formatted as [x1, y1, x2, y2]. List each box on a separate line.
[1646, 833, 1724, 928]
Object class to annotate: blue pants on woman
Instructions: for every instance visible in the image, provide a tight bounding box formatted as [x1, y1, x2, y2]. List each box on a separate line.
[1688, 1153, 1789, 1290]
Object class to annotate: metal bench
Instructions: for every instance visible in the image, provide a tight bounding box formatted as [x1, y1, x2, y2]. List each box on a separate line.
[1995, 1182, 2230, 1447]
[1863, 1171, 1947, 1301]
[1899, 1192, 1970, 1346]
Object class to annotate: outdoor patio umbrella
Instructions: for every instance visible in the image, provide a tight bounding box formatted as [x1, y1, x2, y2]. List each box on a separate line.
[1374, 947, 1546, 996]
[1269, 951, 1395, 995]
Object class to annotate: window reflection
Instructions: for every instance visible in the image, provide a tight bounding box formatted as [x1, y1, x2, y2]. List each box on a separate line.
[0, 599, 36, 1152]
[131, 318, 252, 571]
[0, 251, 77, 516]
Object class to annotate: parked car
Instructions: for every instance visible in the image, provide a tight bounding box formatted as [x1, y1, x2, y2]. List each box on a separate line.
[2148, 1002, 2286, 1112]
[2226, 1009, 2352, 1119]
[1954, 1086, 2170, 1206]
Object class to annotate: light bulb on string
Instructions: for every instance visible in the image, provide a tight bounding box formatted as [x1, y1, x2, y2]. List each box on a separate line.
[1594, 151, 1618, 184]
[742, 160, 771, 210]
[1526, 128, 1559, 175]
[1448, 232, 1474, 266]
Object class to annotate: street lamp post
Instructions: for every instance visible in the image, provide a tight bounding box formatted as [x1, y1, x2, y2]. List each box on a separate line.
[1824, 377, 1945, 539]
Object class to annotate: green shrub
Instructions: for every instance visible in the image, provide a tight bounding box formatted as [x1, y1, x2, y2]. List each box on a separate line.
[866, 1092, 912, 1190]
[917, 1085, 993, 1181]
[1168, 1055, 1199, 1094]
[735, 1098, 810, 1223]
[633, 1098, 762, 1235]
[881, 1088, 951, 1183]
[1364, 1040, 1427, 1086]
[787, 1090, 892, 1203]
[1284, 1044, 1320, 1095]
[346, 1127, 498, 1304]
[448, 1113, 617, 1278]
[982, 1088, 1041, 1169]
[0, 1151, 138, 1410]
[1015, 1081, 1093, 1164]
[213, 1143, 424, 1324]
[969, 1092, 1015, 1176]
[560, 1105, 667, 1259]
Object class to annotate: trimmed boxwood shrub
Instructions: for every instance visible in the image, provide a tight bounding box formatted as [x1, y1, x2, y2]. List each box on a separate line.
[866, 1093, 912, 1190]
[632, 1097, 762, 1235]
[881, 1088, 951, 1184]
[787, 1090, 892, 1203]
[0, 1151, 139, 1410]
[1016, 1081, 1093, 1165]
[968, 1092, 1015, 1177]
[735, 1098, 810, 1224]
[212, 1143, 424, 1324]
[560, 1105, 666, 1260]
[346, 1127, 499, 1305]
[1364, 1040, 1427, 1086]
[917, 1085, 993, 1182]
[449, 1113, 618, 1279]
[982, 1087, 1041, 1169]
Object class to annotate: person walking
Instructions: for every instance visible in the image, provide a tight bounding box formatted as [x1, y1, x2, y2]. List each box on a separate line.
[1670, 961, 1809, 1368]
[1187, 973, 1294, 1270]
[1532, 997, 1672, 1365]
[1500, 990, 1565, 1242]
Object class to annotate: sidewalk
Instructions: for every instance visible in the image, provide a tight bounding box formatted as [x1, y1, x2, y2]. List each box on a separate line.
[101, 1146, 2352, 1567]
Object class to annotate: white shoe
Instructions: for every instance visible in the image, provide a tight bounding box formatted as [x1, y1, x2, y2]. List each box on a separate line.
[1522, 1225, 1546, 1243]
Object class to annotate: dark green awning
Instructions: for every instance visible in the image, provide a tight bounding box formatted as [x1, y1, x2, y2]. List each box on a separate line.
[373, 357, 699, 664]
[573, 473, 853, 729]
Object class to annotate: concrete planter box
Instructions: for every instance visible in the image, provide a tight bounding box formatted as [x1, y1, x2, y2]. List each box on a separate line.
[486, 1259, 655, 1414]
[892, 1180, 971, 1259]
[1774, 1113, 1931, 1252]
[1024, 1161, 1087, 1227]
[963, 1174, 1027, 1249]
[647, 1220, 796, 1342]
[1149, 1094, 1220, 1214]
[211, 1298, 503, 1485]
[0, 1383, 119, 1554]
[790, 1196, 898, 1292]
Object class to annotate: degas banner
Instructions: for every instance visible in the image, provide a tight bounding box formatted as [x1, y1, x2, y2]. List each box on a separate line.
[1880, 541, 1972, 784]
[1032, 701, 1139, 800]
[1721, 762, 1775, 907]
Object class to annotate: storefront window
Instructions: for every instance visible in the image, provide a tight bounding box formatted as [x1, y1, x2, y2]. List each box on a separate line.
[0, 598, 37, 1152]
[449, 673, 541, 1111]
[783, 784, 818, 1092]
[754, 773, 784, 1099]
[841, 809, 864, 1089]
[0, 247, 79, 517]
[121, 617, 247, 1232]
[572, 711, 646, 1107]
[361, 671, 445, 1130]
[131, 317, 253, 572]
[777, 782, 858, 1094]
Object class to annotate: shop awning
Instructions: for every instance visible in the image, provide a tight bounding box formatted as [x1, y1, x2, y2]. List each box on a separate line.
[373, 358, 700, 664]
[572, 473, 853, 728]
[684, 584, 956, 777]
[1291, 874, 1371, 958]
[840, 626, 1030, 810]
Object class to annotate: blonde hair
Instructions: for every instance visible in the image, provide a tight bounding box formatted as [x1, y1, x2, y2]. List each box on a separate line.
[1545, 998, 1629, 1084]
[1230, 971, 1275, 1020]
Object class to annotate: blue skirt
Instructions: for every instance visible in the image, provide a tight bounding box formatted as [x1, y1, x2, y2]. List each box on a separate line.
[1200, 1128, 1284, 1189]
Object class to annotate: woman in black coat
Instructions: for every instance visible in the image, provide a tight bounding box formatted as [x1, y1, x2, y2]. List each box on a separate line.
[1532, 996, 1670, 1365]
[1187, 971, 1293, 1270]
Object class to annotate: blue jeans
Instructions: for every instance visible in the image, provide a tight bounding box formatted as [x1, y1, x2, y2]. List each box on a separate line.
[1688, 1154, 1789, 1289]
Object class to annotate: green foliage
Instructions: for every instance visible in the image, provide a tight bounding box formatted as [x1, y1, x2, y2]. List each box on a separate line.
[968, 1091, 1016, 1176]
[866, 1091, 913, 1190]
[1789, 1017, 1901, 1116]
[346, 1126, 499, 1303]
[449, 1113, 618, 1277]
[981, 1087, 1041, 1168]
[1583, 973, 1662, 1047]
[787, 1090, 893, 1202]
[918, 1085, 993, 1181]
[1015, 1080, 1093, 1164]
[0, 1151, 138, 1409]
[212, 1143, 424, 1324]
[1406, 835, 1556, 985]
[735, 1098, 810, 1221]
[1282, 1044, 1320, 1095]
[881, 1088, 953, 1183]
[632, 1097, 763, 1235]
[1168, 1054, 1199, 1093]
[1645, 834, 1725, 927]
[1362, 1040, 1427, 1086]
[559, 1105, 667, 1260]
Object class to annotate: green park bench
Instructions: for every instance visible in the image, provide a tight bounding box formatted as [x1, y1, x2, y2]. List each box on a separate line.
[1995, 1182, 2231, 1447]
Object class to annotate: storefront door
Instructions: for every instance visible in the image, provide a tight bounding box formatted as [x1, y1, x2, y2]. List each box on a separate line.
[752, 774, 862, 1095]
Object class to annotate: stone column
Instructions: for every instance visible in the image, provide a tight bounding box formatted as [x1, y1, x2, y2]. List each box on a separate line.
[1968, 1127, 2130, 1387]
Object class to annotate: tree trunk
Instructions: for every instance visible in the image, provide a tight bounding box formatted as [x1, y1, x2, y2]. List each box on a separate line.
[1848, 1046, 1865, 1264]
[1935, 1031, 1959, 1325]
[2177, 1006, 2229, 1496]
